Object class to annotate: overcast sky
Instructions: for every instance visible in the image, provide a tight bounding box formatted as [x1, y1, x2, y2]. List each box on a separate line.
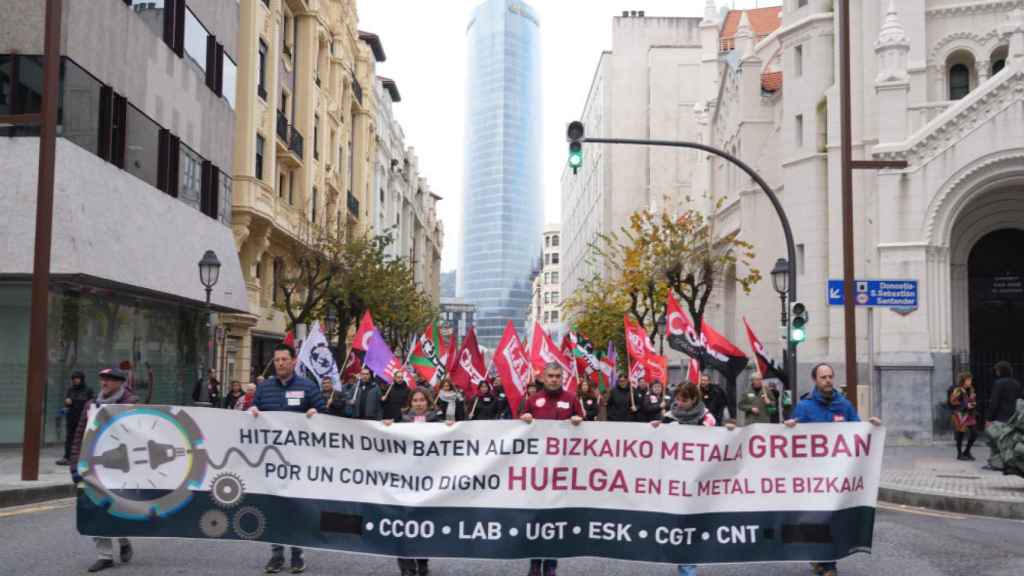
[358, 0, 781, 272]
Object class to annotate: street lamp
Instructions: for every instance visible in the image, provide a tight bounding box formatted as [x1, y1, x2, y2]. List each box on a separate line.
[325, 307, 338, 337]
[197, 250, 221, 404]
[771, 258, 790, 329]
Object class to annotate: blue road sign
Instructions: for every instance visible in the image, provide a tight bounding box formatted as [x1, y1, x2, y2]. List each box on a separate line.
[827, 279, 918, 308]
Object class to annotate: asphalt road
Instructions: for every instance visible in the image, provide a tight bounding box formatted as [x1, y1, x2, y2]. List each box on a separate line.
[2, 499, 1022, 575]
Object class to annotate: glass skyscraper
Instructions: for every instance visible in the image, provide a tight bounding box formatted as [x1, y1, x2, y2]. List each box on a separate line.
[460, 0, 543, 347]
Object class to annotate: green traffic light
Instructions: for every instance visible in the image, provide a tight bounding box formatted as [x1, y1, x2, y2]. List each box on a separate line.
[569, 151, 583, 167]
[791, 327, 806, 343]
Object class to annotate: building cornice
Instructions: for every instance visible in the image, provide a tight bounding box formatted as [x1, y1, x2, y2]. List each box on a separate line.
[776, 13, 835, 50]
[926, 0, 1024, 19]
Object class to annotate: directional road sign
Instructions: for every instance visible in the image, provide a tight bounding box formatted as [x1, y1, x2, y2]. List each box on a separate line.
[827, 279, 918, 308]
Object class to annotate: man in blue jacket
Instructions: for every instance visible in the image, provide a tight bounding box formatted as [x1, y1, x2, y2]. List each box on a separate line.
[249, 343, 324, 574]
[785, 363, 881, 576]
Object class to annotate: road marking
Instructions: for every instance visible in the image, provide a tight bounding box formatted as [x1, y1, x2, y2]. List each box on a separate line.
[878, 502, 966, 520]
[0, 498, 74, 518]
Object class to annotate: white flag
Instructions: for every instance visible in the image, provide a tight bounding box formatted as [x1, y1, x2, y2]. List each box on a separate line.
[297, 321, 340, 386]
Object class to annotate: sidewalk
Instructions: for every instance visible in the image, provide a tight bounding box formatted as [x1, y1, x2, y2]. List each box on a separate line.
[0, 446, 75, 508]
[879, 443, 1024, 520]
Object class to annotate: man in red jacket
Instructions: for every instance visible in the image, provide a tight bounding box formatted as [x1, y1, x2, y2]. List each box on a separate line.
[519, 362, 583, 576]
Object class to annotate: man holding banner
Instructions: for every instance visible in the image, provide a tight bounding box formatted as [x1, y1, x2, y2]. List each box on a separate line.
[786, 362, 882, 576]
[520, 362, 584, 576]
[250, 343, 324, 574]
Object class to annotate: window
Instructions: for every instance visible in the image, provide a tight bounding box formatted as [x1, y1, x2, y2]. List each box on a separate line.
[179, 144, 202, 210]
[552, 272, 559, 284]
[311, 187, 318, 223]
[551, 235, 559, 247]
[794, 114, 804, 148]
[545, 236, 550, 247]
[544, 292, 550, 304]
[551, 311, 559, 322]
[992, 59, 1006, 76]
[544, 254, 550, 266]
[553, 292, 560, 304]
[278, 172, 286, 199]
[795, 45, 803, 77]
[552, 253, 559, 265]
[288, 170, 295, 204]
[218, 170, 231, 225]
[949, 63, 970, 100]
[314, 114, 320, 160]
[183, 8, 208, 72]
[0, 55, 11, 116]
[200, 160, 220, 220]
[255, 134, 265, 180]
[272, 259, 282, 305]
[258, 40, 268, 100]
[222, 54, 237, 108]
[61, 58, 103, 155]
[124, 104, 161, 188]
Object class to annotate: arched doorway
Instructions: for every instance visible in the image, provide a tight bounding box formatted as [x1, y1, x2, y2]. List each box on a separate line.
[967, 229, 1024, 423]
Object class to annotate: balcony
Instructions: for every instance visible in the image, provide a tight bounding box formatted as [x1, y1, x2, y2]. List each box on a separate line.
[289, 127, 304, 159]
[347, 190, 360, 218]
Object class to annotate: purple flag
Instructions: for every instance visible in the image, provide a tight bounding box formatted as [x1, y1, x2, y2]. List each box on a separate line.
[364, 331, 398, 385]
[607, 340, 618, 389]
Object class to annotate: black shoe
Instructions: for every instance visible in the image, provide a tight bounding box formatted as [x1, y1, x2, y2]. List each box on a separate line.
[289, 557, 305, 574]
[56, 458, 69, 466]
[964, 452, 976, 461]
[265, 558, 285, 574]
[957, 454, 971, 461]
[119, 542, 133, 564]
[88, 559, 114, 573]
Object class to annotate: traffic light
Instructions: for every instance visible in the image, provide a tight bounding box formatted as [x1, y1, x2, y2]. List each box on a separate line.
[567, 121, 584, 174]
[790, 302, 808, 344]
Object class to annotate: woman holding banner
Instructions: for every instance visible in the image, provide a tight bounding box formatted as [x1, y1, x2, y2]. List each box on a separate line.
[469, 381, 501, 420]
[383, 388, 453, 575]
[433, 378, 466, 422]
[577, 380, 601, 421]
[651, 382, 735, 576]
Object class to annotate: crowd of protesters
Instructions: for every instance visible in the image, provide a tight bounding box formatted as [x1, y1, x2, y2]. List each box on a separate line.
[67, 340, 892, 576]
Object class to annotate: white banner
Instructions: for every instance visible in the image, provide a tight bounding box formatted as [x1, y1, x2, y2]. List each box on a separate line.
[76, 405, 885, 564]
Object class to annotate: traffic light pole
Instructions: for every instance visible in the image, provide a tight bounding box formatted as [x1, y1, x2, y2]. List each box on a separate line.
[581, 136, 799, 400]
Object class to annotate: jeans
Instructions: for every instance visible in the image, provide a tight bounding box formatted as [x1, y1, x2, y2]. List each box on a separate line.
[677, 564, 697, 576]
[94, 537, 130, 560]
[270, 544, 303, 561]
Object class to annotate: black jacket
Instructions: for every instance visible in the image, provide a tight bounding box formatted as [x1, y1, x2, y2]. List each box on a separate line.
[987, 377, 1023, 422]
[322, 389, 348, 417]
[470, 395, 502, 420]
[380, 382, 411, 422]
[638, 389, 665, 422]
[223, 392, 245, 410]
[606, 384, 640, 422]
[701, 384, 729, 426]
[435, 395, 466, 421]
[65, 382, 95, 422]
[581, 395, 600, 421]
[494, 390, 511, 419]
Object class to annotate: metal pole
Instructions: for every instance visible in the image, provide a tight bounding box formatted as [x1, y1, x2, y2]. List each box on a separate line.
[838, 0, 859, 410]
[206, 287, 213, 404]
[22, 0, 63, 482]
[583, 136, 799, 398]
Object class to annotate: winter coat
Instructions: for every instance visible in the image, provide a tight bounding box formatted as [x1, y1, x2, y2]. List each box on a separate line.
[380, 382, 411, 422]
[434, 394, 466, 422]
[987, 377, 1023, 423]
[494, 390, 511, 419]
[64, 382, 95, 424]
[523, 389, 584, 421]
[253, 373, 325, 413]
[344, 379, 382, 420]
[322, 389, 348, 417]
[738, 386, 776, 425]
[70, 388, 138, 478]
[638, 389, 665, 422]
[223, 391, 245, 410]
[605, 384, 640, 422]
[580, 394, 601, 421]
[793, 386, 860, 424]
[700, 384, 729, 426]
[470, 395, 502, 420]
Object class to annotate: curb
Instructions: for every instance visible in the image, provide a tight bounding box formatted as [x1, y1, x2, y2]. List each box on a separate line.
[879, 485, 1024, 521]
[0, 483, 76, 509]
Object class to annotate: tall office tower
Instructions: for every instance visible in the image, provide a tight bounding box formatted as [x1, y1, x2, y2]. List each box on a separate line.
[460, 0, 543, 347]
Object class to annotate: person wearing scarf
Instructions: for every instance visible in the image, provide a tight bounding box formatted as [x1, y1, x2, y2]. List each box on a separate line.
[383, 388, 451, 575]
[433, 378, 465, 422]
[69, 368, 137, 573]
[651, 383, 734, 576]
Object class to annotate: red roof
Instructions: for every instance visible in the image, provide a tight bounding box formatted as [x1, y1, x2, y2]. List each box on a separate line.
[761, 71, 783, 92]
[719, 7, 782, 52]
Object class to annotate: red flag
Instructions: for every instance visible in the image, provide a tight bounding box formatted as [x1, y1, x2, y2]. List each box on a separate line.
[688, 357, 700, 384]
[450, 328, 486, 400]
[283, 330, 295, 348]
[443, 330, 459, 375]
[702, 320, 749, 380]
[529, 322, 577, 394]
[352, 311, 376, 352]
[666, 292, 704, 359]
[623, 315, 667, 385]
[743, 317, 786, 383]
[340, 349, 363, 382]
[494, 321, 533, 418]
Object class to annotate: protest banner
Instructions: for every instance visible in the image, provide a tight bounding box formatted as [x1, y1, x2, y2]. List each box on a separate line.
[76, 405, 884, 565]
